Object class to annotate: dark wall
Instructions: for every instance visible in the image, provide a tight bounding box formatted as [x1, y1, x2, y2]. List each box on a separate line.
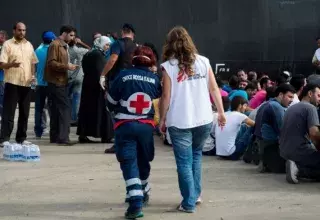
[1, 0, 320, 78]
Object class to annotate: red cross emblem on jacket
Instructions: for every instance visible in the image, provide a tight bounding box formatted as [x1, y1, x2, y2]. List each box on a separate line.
[127, 92, 152, 114]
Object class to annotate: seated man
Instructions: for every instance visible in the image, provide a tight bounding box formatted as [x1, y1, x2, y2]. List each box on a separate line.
[215, 96, 255, 160]
[259, 84, 295, 173]
[228, 75, 248, 101]
[280, 84, 320, 184]
[203, 96, 230, 156]
[249, 77, 272, 109]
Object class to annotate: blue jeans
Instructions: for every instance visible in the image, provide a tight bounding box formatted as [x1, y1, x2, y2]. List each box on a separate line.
[0, 81, 5, 117]
[226, 124, 254, 160]
[168, 123, 212, 211]
[34, 86, 50, 137]
[68, 78, 82, 122]
[115, 121, 155, 213]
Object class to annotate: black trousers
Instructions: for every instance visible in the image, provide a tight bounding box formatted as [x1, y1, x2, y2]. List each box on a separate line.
[48, 83, 70, 143]
[0, 83, 32, 143]
[34, 86, 50, 137]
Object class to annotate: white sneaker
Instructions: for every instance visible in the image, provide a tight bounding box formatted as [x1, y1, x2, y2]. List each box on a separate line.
[196, 197, 203, 205]
[286, 160, 299, 184]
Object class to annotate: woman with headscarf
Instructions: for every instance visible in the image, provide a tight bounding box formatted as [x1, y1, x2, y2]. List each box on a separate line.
[77, 36, 114, 143]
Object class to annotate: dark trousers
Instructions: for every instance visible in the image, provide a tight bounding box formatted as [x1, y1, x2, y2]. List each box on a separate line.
[0, 81, 5, 117]
[0, 83, 31, 143]
[260, 139, 286, 173]
[115, 121, 155, 212]
[48, 83, 70, 143]
[294, 151, 320, 180]
[34, 86, 50, 137]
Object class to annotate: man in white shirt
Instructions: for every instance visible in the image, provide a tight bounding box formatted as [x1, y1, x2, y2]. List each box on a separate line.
[215, 96, 255, 160]
[289, 74, 306, 107]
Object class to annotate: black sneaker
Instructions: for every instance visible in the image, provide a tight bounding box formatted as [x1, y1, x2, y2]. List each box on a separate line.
[125, 210, 144, 219]
[286, 160, 299, 184]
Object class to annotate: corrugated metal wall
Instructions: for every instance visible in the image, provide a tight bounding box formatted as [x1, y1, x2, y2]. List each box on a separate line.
[1, 0, 320, 76]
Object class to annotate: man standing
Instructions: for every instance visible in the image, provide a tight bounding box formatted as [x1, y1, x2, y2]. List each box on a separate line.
[280, 84, 320, 184]
[45, 25, 77, 145]
[68, 37, 90, 126]
[0, 30, 8, 118]
[289, 74, 306, 107]
[34, 31, 57, 139]
[100, 23, 137, 154]
[0, 22, 38, 145]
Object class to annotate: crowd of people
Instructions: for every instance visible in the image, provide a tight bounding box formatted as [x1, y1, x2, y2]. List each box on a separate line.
[1, 22, 320, 219]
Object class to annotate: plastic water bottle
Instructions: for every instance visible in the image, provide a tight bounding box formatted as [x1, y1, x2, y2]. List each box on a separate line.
[29, 144, 40, 162]
[12, 144, 22, 161]
[22, 145, 31, 162]
[2, 142, 10, 160]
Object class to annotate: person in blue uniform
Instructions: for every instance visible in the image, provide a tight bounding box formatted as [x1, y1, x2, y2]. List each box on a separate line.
[106, 46, 161, 219]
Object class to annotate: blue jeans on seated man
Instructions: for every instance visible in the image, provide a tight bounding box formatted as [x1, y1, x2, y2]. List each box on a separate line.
[225, 124, 254, 161]
[115, 121, 155, 213]
[168, 123, 212, 212]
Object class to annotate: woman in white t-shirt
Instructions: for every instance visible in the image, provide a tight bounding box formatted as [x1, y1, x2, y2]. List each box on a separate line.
[159, 26, 226, 213]
[215, 96, 255, 160]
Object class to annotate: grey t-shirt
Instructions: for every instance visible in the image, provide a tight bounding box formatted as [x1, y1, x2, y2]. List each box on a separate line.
[280, 101, 319, 162]
[68, 45, 89, 82]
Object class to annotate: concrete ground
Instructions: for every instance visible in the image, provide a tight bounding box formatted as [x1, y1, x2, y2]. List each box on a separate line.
[1, 109, 320, 220]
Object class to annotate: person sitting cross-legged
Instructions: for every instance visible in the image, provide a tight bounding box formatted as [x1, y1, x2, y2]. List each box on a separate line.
[215, 96, 255, 160]
[258, 84, 295, 173]
[280, 83, 320, 184]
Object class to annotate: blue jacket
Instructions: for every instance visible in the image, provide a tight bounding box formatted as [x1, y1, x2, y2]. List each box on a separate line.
[261, 98, 286, 141]
[106, 66, 162, 128]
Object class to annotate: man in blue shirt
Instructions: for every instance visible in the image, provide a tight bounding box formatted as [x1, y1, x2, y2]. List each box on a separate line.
[0, 30, 8, 119]
[258, 84, 295, 173]
[34, 31, 56, 138]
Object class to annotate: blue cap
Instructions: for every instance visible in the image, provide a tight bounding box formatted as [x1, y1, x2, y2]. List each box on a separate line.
[122, 23, 135, 34]
[42, 31, 57, 42]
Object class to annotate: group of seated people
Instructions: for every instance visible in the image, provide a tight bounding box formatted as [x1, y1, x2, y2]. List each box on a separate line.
[166, 69, 320, 184]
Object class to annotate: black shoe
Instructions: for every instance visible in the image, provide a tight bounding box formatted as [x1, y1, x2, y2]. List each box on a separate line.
[125, 209, 144, 219]
[78, 136, 96, 143]
[104, 145, 115, 154]
[57, 141, 77, 146]
[70, 121, 78, 127]
[101, 138, 114, 144]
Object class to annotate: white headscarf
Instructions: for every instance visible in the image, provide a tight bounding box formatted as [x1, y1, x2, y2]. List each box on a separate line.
[93, 36, 111, 50]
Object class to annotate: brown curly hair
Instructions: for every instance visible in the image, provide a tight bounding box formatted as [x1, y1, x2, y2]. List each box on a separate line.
[162, 26, 198, 76]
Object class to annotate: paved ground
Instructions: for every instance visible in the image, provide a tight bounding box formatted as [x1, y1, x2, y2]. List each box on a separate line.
[1, 109, 320, 220]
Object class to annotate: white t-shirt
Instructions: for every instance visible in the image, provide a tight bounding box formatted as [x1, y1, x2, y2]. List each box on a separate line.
[312, 48, 320, 63]
[203, 113, 218, 152]
[161, 54, 213, 129]
[215, 111, 248, 156]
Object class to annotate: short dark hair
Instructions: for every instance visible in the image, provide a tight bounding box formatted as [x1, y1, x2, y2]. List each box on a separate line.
[266, 86, 277, 101]
[260, 77, 270, 87]
[143, 42, 159, 61]
[290, 74, 305, 91]
[230, 96, 248, 111]
[216, 76, 224, 88]
[222, 96, 230, 112]
[275, 84, 296, 97]
[229, 75, 239, 89]
[13, 22, 25, 30]
[60, 25, 76, 35]
[245, 82, 257, 91]
[300, 83, 320, 99]
[275, 75, 287, 85]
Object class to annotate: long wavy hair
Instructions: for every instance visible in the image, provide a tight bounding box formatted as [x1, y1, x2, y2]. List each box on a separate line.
[162, 26, 198, 76]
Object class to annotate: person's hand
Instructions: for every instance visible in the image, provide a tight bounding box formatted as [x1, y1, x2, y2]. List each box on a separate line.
[30, 75, 37, 84]
[68, 63, 78, 71]
[100, 76, 106, 90]
[159, 119, 166, 135]
[75, 38, 82, 44]
[217, 112, 226, 128]
[149, 66, 157, 73]
[9, 59, 21, 68]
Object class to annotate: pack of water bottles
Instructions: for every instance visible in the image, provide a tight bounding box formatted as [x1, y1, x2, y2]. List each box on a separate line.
[2, 142, 40, 162]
